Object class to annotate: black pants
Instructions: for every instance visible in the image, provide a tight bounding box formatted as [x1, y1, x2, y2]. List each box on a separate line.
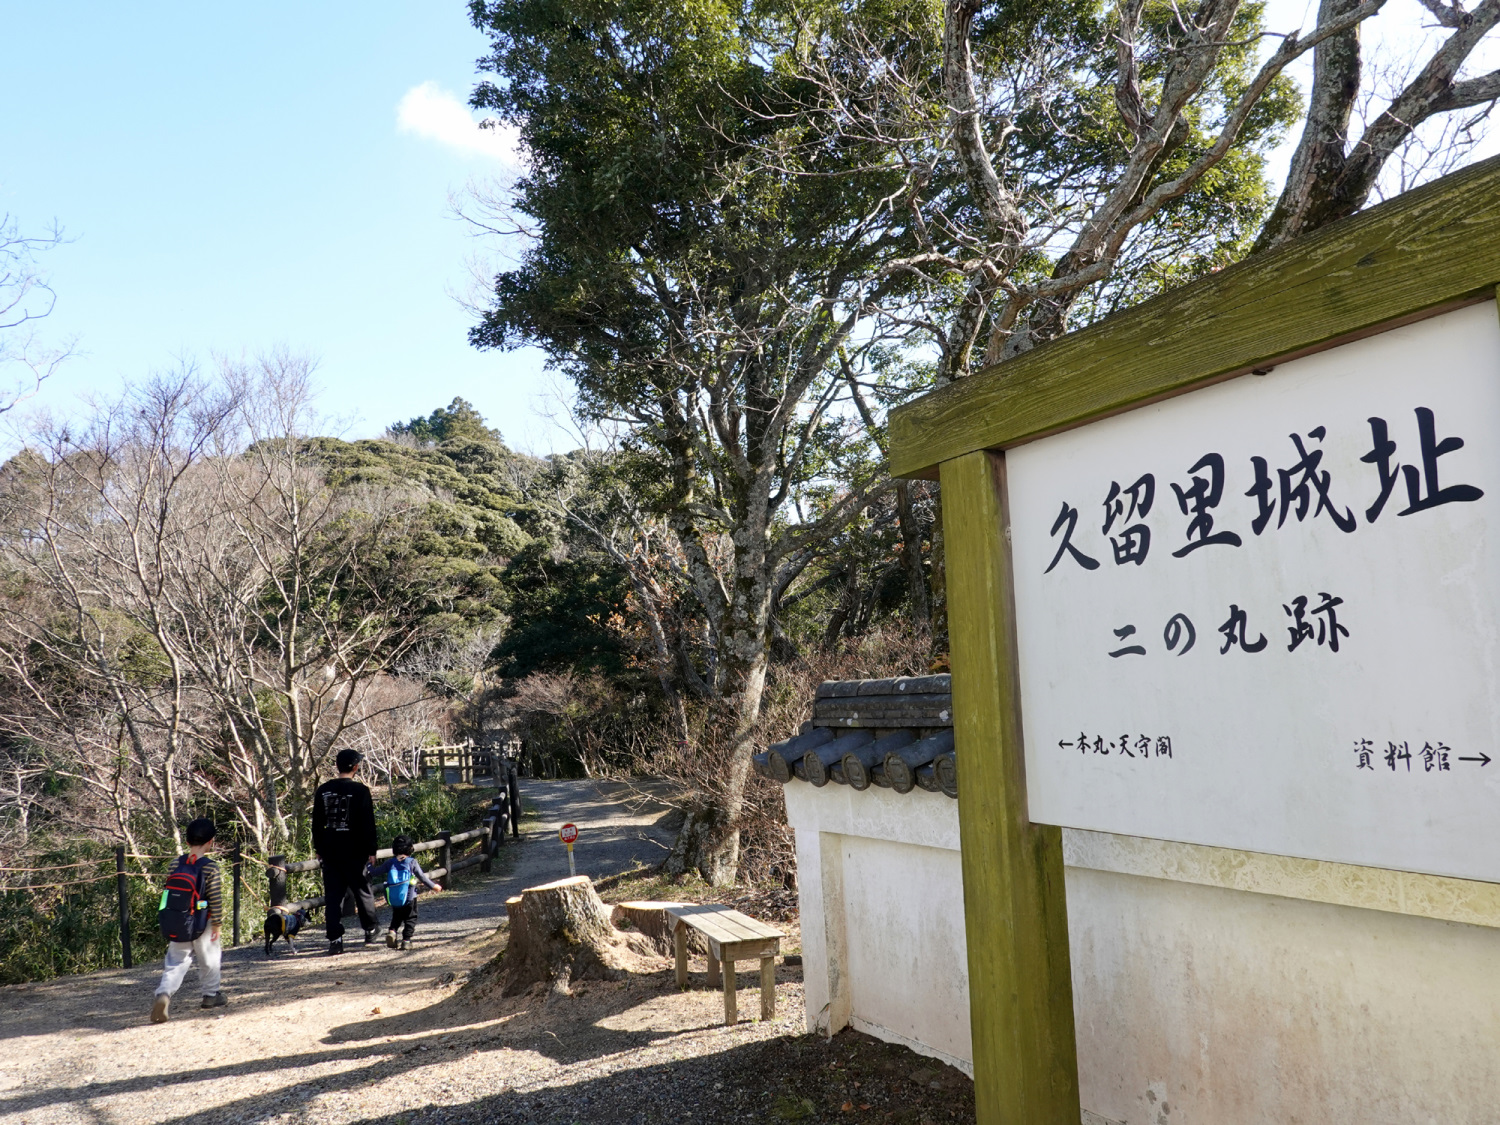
[388, 900, 419, 940]
[322, 862, 377, 941]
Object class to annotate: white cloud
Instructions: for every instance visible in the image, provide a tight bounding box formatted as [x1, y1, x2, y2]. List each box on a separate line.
[396, 81, 523, 166]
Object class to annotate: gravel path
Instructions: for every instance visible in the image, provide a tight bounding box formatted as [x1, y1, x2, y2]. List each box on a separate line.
[0, 780, 975, 1125]
[0, 779, 795, 1125]
[415, 777, 683, 947]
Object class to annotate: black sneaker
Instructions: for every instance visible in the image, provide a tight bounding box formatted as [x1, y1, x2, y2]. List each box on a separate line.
[329, 939, 344, 956]
[364, 929, 377, 946]
[200, 992, 227, 1010]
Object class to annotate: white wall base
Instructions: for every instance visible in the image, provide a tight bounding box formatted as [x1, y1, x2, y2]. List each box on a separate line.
[784, 780, 1500, 1122]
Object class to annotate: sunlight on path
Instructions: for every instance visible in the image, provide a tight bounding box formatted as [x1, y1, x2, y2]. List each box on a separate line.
[0, 779, 700, 1125]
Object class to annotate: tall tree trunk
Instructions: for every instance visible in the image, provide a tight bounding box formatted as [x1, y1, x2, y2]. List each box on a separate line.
[1255, 0, 1364, 251]
[664, 507, 775, 886]
[700, 638, 769, 886]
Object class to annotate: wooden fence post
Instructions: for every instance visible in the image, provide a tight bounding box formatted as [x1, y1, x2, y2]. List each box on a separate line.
[496, 793, 509, 845]
[439, 743, 448, 784]
[231, 844, 242, 947]
[942, 450, 1079, 1125]
[508, 762, 521, 837]
[480, 821, 492, 874]
[268, 854, 287, 909]
[438, 831, 452, 880]
[115, 845, 133, 970]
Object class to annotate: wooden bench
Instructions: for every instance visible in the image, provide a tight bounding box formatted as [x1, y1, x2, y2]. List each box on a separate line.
[667, 903, 784, 1026]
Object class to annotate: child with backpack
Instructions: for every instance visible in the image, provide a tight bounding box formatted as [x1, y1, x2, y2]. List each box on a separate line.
[372, 835, 442, 949]
[150, 817, 226, 1023]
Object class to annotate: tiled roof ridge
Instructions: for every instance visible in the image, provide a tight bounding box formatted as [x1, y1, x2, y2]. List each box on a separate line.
[752, 675, 956, 799]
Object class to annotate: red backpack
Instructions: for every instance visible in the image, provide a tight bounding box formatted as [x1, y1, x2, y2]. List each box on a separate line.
[157, 854, 211, 942]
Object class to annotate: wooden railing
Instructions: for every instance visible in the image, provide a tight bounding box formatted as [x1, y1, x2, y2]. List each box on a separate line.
[415, 739, 521, 783]
[103, 768, 526, 966]
[266, 768, 522, 914]
[266, 826, 494, 914]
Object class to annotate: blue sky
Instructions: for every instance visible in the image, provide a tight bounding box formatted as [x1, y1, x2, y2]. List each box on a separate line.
[2, 2, 1493, 458]
[1, 3, 563, 453]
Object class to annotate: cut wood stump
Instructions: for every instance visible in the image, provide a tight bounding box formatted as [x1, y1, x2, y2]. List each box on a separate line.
[609, 900, 695, 956]
[501, 876, 656, 996]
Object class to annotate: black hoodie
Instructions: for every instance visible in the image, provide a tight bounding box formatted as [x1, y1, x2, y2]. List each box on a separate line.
[311, 776, 377, 862]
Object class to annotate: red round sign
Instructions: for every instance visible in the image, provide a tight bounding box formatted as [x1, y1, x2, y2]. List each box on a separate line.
[559, 823, 579, 844]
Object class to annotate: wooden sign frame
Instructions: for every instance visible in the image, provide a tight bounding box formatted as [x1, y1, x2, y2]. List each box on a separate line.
[888, 154, 1500, 1125]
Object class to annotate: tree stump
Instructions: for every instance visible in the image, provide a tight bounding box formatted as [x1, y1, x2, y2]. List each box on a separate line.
[501, 876, 656, 996]
[610, 900, 694, 956]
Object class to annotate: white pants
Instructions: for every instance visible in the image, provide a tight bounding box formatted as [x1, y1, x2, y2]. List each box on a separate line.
[155, 931, 221, 997]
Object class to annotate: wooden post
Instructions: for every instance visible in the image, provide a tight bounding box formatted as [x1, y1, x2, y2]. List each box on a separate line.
[268, 854, 287, 909]
[722, 946, 737, 1026]
[674, 921, 688, 989]
[439, 743, 448, 784]
[115, 845, 132, 969]
[480, 821, 493, 874]
[231, 844, 242, 947]
[438, 831, 452, 881]
[760, 953, 776, 1020]
[508, 762, 521, 838]
[942, 450, 1079, 1125]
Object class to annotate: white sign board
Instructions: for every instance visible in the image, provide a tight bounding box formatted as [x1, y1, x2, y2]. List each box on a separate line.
[1008, 302, 1500, 884]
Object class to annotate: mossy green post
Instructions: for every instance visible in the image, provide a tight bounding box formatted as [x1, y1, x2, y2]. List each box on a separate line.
[942, 450, 1079, 1124]
[891, 154, 1500, 1125]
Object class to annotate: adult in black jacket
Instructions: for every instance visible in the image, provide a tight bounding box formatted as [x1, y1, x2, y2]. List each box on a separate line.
[312, 748, 379, 954]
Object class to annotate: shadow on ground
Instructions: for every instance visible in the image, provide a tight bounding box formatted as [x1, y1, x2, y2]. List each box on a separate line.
[230, 1027, 968, 1125]
[0, 958, 806, 1123]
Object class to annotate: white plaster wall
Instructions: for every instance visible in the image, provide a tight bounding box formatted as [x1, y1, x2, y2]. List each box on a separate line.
[841, 835, 971, 1068]
[785, 781, 1500, 1122]
[1068, 867, 1500, 1124]
[784, 783, 970, 1073]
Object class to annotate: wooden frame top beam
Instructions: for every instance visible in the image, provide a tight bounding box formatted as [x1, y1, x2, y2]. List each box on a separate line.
[889, 154, 1500, 480]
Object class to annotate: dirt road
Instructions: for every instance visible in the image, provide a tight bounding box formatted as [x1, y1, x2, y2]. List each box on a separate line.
[0, 779, 810, 1125]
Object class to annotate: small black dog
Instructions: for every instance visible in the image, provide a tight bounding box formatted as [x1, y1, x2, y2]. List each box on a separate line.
[263, 905, 308, 957]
